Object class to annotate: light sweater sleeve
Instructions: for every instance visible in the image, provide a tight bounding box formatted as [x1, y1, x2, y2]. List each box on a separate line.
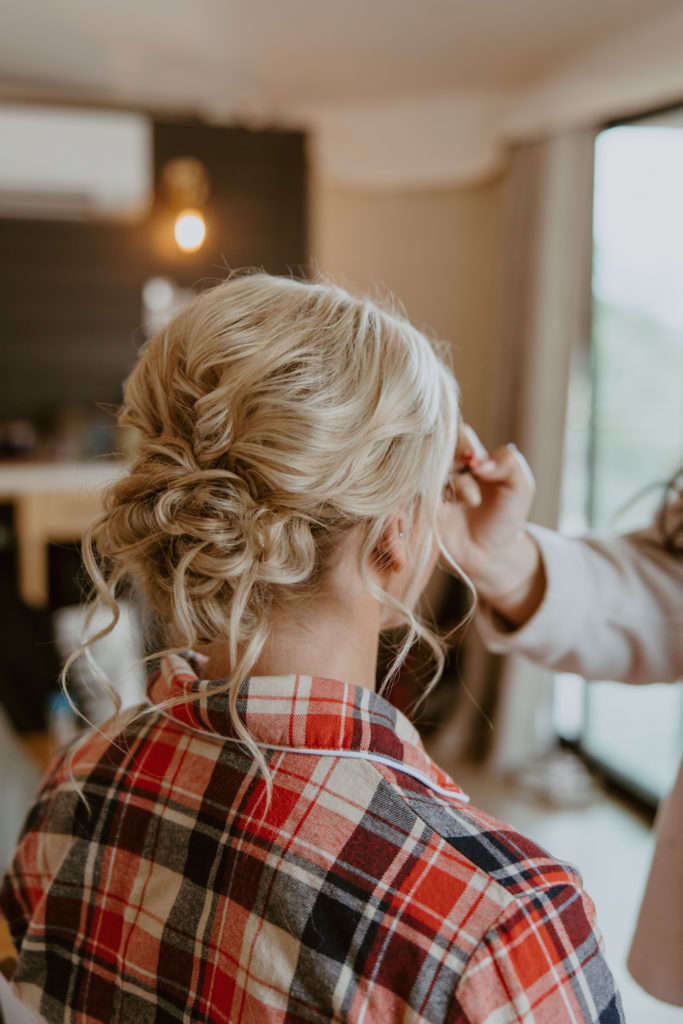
[477, 514, 683, 685]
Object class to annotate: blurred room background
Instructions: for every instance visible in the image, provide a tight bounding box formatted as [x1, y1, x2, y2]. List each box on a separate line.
[1, 3, 682, 1019]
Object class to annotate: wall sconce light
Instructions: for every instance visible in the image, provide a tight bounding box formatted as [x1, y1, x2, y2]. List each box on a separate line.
[160, 156, 210, 254]
[174, 210, 206, 252]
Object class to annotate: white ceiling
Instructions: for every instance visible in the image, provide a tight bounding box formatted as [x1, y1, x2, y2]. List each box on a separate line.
[1, 0, 681, 120]
[2, 1, 683, 190]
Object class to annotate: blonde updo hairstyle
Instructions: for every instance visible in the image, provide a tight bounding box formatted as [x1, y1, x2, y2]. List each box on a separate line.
[77, 273, 459, 777]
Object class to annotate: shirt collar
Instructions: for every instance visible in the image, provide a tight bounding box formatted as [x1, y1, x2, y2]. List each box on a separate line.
[147, 653, 467, 803]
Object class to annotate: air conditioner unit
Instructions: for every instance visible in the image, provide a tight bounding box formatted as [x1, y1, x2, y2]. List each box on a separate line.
[0, 105, 152, 220]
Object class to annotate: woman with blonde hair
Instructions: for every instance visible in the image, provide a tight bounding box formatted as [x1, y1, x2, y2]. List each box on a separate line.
[1, 274, 623, 1023]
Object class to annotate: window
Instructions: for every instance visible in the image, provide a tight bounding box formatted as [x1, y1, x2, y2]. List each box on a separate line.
[557, 112, 683, 805]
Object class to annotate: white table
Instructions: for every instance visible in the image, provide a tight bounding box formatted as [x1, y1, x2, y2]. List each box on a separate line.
[0, 461, 126, 607]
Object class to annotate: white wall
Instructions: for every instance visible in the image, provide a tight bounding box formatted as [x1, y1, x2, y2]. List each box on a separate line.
[310, 174, 506, 439]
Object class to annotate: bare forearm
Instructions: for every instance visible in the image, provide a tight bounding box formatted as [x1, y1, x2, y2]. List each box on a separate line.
[471, 529, 546, 629]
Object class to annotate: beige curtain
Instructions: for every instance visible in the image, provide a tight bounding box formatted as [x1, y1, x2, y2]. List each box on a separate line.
[488, 128, 596, 770]
[434, 128, 596, 769]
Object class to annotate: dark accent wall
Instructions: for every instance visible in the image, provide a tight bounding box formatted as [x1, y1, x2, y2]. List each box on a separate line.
[0, 119, 308, 423]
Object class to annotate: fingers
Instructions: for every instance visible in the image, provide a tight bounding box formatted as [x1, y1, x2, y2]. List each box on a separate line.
[475, 444, 534, 490]
[451, 423, 487, 506]
[456, 422, 488, 466]
[449, 425, 535, 507]
[452, 470, 483, 507]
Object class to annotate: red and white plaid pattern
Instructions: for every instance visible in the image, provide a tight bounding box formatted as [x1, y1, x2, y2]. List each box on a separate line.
[1, 655, 623, 1022]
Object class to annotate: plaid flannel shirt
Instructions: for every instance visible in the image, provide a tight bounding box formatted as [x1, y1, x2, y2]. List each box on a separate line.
[1, 655, 624, 1023]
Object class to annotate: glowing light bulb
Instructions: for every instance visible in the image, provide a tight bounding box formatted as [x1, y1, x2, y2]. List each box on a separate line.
[174, 209, 206, 252]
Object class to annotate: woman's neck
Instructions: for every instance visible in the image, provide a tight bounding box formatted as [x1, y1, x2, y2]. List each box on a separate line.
[202, 531, 383, 692]
[252, 597, 380, 689]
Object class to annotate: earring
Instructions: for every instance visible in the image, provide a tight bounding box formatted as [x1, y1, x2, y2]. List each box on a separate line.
[398, 530, 405, 538]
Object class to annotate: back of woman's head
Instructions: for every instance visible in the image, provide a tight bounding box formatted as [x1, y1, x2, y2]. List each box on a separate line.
[86, 273, 459, 696]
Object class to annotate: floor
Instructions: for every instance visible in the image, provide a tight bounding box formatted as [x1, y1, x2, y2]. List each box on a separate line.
[427, 746, 683, 1024]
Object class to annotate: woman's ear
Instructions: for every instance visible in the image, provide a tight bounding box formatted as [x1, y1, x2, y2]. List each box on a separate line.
[370, 514, 408, 577]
